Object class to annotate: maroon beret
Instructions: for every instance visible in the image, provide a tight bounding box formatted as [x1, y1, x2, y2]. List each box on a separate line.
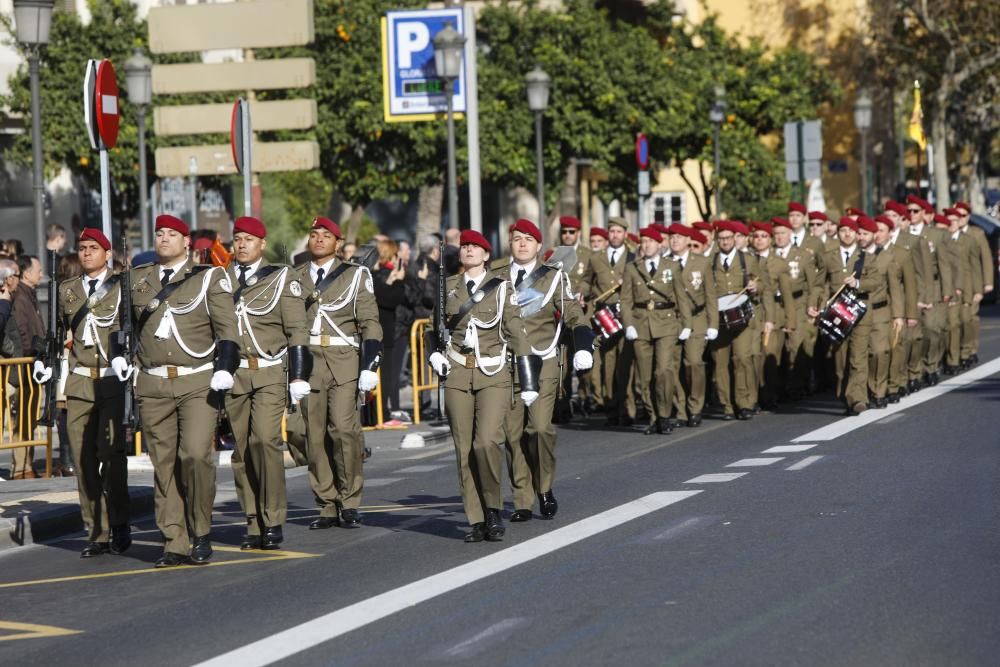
[155, 214, 190, 236]
[954, 201, 971, 214]
[558, 216, 581, 230]
[731, 221, 750, 236]
[788, 202, 807, 214]
[590, 227, 609, 239]
[751, 221, 773, 236]
[943, 207, 962, 217]
[460, 229, 492, 253]
[846, 207, 866, 217]
[78, 227, 111, 251]
[838, 217, 859, 232]
[233, 216, 266, 239]
[639, 226, 662, 243]
[905, 195, 933, 213]
[932, 213, 950, 226]
[808, 211, 829, 222]
[627, 232, 640, 244]
[193, 237, 214, 251]
[884, 201, 908, 217]
[874, 214, 895, 230]
[510, 218, 541, 243]
[692, 221, 714, 232]
[689, 230, 708, 245]
[770, 216, 792, 230]
[856, 215, 878, 233]
[311, 217, 341, 237]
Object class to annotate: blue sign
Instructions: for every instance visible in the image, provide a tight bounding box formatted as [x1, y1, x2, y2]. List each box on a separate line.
[636, 133, 649, 170]
[383, 9, 466, 121]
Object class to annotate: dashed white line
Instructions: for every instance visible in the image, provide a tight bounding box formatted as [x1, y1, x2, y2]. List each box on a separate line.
[684, 473, 748, 484]
[786, 456, 824, 471]
[762, 444, 817, 454]
[726, 457, 784, 467]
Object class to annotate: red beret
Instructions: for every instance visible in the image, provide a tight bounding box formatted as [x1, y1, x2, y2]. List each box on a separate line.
[751, 221, 773, 236]
[770, 216, 792, 230]
[932, 213, 950, 226]
[713, 220, 736, 234]
[689, 230, 708, 245]
[558, 216, 581, 230]
[627, 232, 640, 244]
[788, 202, 807, 214]
[193, 237, 214, 251]
[692, 221, 714, 232]
[874, 214, 894, 230]
[731, 221, 750, 236]
[589, 227, 609, 239]
[543, 248, 554, 262]
[233, 216, 266, 239]
[460, 229, 492, 253]
[838, 217, 859, 232]
[954, 201, 971, 214]
[510, 218, 541, 243]
[845, 207, 866, 217]
[884, 201, 908, 216]
[639, 226, 662, 243]
[650, 223, 671, 236]
[156, 214, 190, 236]
[943, 207, 962, 217]
[667, 223, 688, 237]
[856, 215, 878, 233]
[808, 211, 829, 222]
[311, 217, 341, 237]
[78, 227, 111, 251]
[905, 195, 933, 213]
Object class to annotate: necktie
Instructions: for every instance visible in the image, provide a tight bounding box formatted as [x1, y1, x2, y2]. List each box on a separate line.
[723, 256, 730, 270]
[648, 261, 656, 275]
[238, 265, 249, 288]
[843, 250, 850, 267]
[87, 279, 98, 296]
[315, 267, 325, 285]
[609, 250, 617, 267]
[515, 269, 526, 288]
[466, 279, 476, 297]
[161, 268, 173, 285]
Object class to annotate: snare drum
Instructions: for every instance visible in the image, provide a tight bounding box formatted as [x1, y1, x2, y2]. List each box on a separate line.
[592, 305, 623, 339]
[818, 290, 868, 343]
[717, 293, 754, 332]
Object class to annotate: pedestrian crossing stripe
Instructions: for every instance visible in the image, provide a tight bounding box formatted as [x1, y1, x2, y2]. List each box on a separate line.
[0, 621, 82, 642]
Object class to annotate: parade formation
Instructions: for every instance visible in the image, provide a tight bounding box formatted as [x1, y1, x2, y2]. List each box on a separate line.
[28, 195, 991, 567]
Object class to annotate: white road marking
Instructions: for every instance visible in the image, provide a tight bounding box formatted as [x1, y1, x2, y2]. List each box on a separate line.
[364, 478, 404, 487]
[394, 464, 449, 474]
[762, 444, 817, 454]
[440, 617, 530, 659]
[193, 490, 702, 667]
[875, 413, 906, 424]
[786, 455, 824, 471]
[684, 473, 748, 484]
[726, 457, 784, 467]
[793, 356, 1000, 441]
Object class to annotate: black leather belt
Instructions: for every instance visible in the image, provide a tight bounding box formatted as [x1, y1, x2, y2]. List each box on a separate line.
[692, 304, 705, 315]
[776, 290, 803, 304]
[856, 291, 870, 299]
[871, 300, 888, 310]
[635, 302, 676, 311]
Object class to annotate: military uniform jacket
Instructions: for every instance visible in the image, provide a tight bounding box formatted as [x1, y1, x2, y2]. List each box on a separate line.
[620, 256, 688, 340]
[952, 232, 982, 302]
[775, 244, 820, 310]
[582, 246, 631, 306]
[799, 234, 827, 277]
[822, 245, 862, 302]
[895, 228, 937, 306]
[857, 248, 905, 319]
[291, 259, 381, 387]
[761, 253, 796, 329]
[60, 273, 123, 400]
[964, 224, 993, 290]
[565, 244, 592, 303]
[885, 244, 919, 320]
[676, 253, 719, 332]
[131, 259, 239, 395]
[229, 260, 309, 394]
[438, 270, 528, 391]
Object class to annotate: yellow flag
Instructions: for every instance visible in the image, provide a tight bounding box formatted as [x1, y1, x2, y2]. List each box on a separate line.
[908, 80, 927, 150]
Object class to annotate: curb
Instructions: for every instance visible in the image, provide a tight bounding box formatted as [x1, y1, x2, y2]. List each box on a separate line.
[401, 426, 451, 449]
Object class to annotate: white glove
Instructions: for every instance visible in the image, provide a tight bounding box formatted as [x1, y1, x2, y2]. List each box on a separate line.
[32, 360, 52, 384]
[678, 328, 692, 341]
[625, 325, 638, 341]
[572, 350, 593, 371]
[210, 370, 234, 392]
[110, 356, 133, 382]
[289, 380, 311, 402]
[358, 369, 379, 392]
[706, 328, 719, 341]
[429, 351, 451, 377]
[521, 390, 539, 407]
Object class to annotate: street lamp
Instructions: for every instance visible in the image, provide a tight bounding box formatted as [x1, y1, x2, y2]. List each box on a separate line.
[525, 65, 551, 242]
[709, 84, 726, 217]
[125, 47, 153, 251]
[12, 0, 55, 267]
[433, 23, 465, 231]
[853, 89, 873, 213]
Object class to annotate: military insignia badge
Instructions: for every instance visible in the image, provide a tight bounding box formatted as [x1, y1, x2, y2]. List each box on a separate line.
[147, 298, 161, 312]
[87, 295, 98, 308]
[691, 271, 703, 289]
[663, 268, 672, 282]
[928, 241, 935, 253]
[135, 279, 150, 294]
[219, 278, 232, 293]
[64, 288, 78, 305]
[289, 280, 302, 297]
[789, 261, 800, 279]
[247, 275, 258, 287]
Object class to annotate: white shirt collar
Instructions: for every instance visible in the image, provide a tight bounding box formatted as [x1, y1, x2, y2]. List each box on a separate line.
[159, 257, 187, 281]
[890, 229, 900, 244]
[608, 245, 623, 262]
[675, 250, 690, 265]
[758, 249, 770, 258]
[310, 257, 336, 284]
[719, 248, 738, 266]
[464, 270, 488, 292]
[236, 257, 263, 280]
[910, 222, 924, 235]
[511, 260, 536, 282]
[791, 229, 805, 245]
[840, 244, 857, 263]
[643, 255, 660, 270]
[951, 231, 961, 241]
[83, 268, 109, 290]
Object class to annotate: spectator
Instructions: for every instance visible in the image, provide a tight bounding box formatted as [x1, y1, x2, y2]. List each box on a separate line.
[0, 259, 17, 354]
[3, 239, 24, 259]
[10, 255, 44, 479]
[443, 228, 461, 275]
[371, 239, 406, 424]
[46, 223, 67, 255]
[341, 242, 357, 261]
[53, 254, 83, 476]
[407, 234, 442, 419]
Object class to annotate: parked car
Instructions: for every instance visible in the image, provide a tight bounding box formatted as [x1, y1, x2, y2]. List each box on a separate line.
[969, 213, 1000, 304]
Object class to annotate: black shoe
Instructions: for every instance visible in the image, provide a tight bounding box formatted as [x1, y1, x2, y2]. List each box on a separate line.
[620, 416, 634, 427]
[539, 491, 558, 519]
[340, 509, 362, 528]
[737, 408, 753, 421]
[943, 365, 956, 376]
[240, 532, 261, 550]
[154, 552, 191, 568]
[930, 372, 940, 385]
[969, 353, 979, 365]
[687, 414, 702, 427]
[658, 418, 673, 434]
[190, 536, 212, 564]
[643, 421, 660, 435]
[80, 541, 110, 558]
[752, 403, 761, 415]
[109, 524, 132, 554]
[666, 418, 680, 430]
[721, 413, 735, 421]
[309, 516, 339, 530]
[888, 392, 900, 404]
[850, 401, 867, 416]
[510, 509, 533, 522]
[261, 526, 283, 549]
[464, 523, 486, 543]
[485, 509, 505, 541]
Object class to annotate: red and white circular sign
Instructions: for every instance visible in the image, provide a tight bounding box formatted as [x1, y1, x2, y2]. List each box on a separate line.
[95, 59, 120, 149]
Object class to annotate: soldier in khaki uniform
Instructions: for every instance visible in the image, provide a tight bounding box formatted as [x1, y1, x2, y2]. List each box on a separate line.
[878, 208, 920, 403]
[787, 203, 824, 391]
[820, 218, 863, 399]
[131, 215, 240, 567]
[555, 216, 592, 420]
[225, 217, 312, 550]
[955, 201, 992, 365]
[621, 226, 687, 434]
[774, 218, 820, 400]
[498, 220, 592, 520]
[749, 222, 795, 409]
[292, 217, 382, 530]
[48, 229, 132, 557]
[930, 212, 964, 377]
[905, 196, 948, 386]
[576, 226, 609, 413]
[942, 209, 979, 374]
[870, 216, 911, 405]
[429, 230, 537, 543]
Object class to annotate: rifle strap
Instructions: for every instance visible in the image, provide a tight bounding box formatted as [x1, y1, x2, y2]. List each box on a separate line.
[68, 275, 121, 335]
[447, 277, 504, 333]
[134, 267, 211, 338]
[232, 265, 283, 304]
[304, 261, 356, 310]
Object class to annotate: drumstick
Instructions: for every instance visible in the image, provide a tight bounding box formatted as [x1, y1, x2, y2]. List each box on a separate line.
[763, 329, 771, 348]
[891, 324, 901, 349]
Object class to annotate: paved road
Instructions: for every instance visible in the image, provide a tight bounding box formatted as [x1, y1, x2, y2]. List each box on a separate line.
[3, 315, 1000, 665]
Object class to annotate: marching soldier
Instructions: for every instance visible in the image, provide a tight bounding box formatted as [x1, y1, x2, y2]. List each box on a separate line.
[905, 196, 948, 386]
[429, 230, 538, 542]
[555, 216, 591, 420]
[225, 217, 313, 550]
[131, 215, 240, 567]
[498, 219, 593, 520]
[870, 215, 912, 406]
[293, 217, 382, 530]
[694, 222, 716, 257]
[892, 198, 933, 392]
[878, 207, 920, 403]
[749, 222, 796, 409]
[942, 209, 978, 374]
[774, 217, 819, 400]
[820, 217, 862, 399]
[955, 201, 992, 366]
[621, 226, 686, 435]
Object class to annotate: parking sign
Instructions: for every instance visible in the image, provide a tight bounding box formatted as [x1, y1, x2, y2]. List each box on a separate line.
[381, 9, 466, 122]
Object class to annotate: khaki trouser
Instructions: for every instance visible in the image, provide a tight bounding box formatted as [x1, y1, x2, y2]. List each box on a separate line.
[947, 303, 972, 367]
[302, 360, 364, 515]
[761, 327, 786, 406]
[600, 335, 634, 419]
[906, 317, 925, 381]
[888, 323, 914, 393]
[670, 341, 687, 421]
[504, 372, 559, 511]
[136, 375, 218, 556]
[711, 324, 755, 414]
[67, 377, 129, 543]
[784, 304, 811, 395]
[682, 320, 709, 417]
[866, 308, 892, 399]
[921, 303, 946, 374]
[228, 382, 288, 534]
[962, 300, 980, 358]
[633, 333, 678, 422]
[447, 384, 507, 525]
[843, 317, 873, 408]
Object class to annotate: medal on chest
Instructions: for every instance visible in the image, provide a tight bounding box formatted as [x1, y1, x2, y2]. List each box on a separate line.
[690, 271, 702, 289]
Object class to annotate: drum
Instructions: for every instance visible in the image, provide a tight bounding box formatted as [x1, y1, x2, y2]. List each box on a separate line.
[718, 293, 754, 332]
[818, 290, 868, 343]
[592, 305, 623, 339]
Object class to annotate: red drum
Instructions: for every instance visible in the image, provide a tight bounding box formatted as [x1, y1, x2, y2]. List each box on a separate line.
[818, 289, 868, 343]
[592, 305, 623, 339]
[718, 294, 753, 332]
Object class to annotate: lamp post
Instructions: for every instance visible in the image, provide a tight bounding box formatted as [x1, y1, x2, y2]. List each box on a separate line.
[12, 0, 54, 266]
[433, 23, 466, 231]
[125, 47, 152, 251]
[853, 89, 873, 213]
[709, 84, 726, 217]
[525, 65, 551, 241]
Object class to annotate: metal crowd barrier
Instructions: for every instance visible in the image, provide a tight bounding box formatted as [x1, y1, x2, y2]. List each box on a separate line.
[409, 318, 438, 425]
[0, 357, 52, 478]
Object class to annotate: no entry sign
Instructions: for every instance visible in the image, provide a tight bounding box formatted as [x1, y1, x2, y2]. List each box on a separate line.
[95, 60, 120, 149]
[635, 133, 649, 171]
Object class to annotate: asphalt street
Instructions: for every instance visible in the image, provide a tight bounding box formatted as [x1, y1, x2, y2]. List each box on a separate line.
[2, 309, 999, 665]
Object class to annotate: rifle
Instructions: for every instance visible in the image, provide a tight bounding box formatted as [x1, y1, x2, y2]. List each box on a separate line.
[116, 235, 135, 428]
[38, 249, 63, 426]
[436, 238, 448, 419]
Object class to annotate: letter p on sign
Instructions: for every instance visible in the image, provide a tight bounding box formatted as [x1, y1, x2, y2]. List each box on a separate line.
[396, 22, 429, 69]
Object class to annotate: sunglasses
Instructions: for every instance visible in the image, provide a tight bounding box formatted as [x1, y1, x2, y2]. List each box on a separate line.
[808, 222, 825, 227]
[560, 229, 577, 234]
[907, 208, 922, 213]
